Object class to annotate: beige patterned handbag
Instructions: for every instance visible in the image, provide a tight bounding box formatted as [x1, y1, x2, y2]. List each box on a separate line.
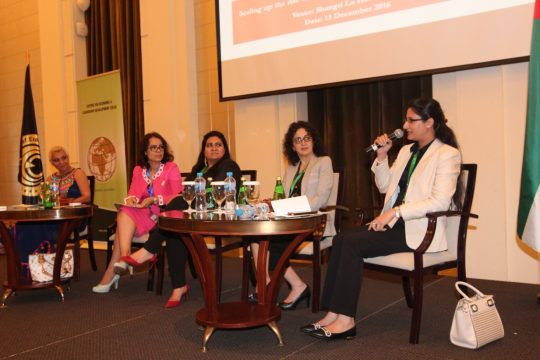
[450, 281, 504, 349]
[28, 247, 74, 282]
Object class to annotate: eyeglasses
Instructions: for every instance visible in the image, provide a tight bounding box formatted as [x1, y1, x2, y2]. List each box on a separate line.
[148, 144, 165, 152]
[293, 135, 313, 144]
[403, 117, 424, 124]
[205, 142, 223, 148]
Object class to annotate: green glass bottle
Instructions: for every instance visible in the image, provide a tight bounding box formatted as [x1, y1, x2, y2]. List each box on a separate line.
[272, 176, 285, 200]
[237, 177, 248, 205]
[205, 177, 216, 210]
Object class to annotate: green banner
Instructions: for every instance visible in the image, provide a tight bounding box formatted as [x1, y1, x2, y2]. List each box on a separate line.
[76, 70, 127, 210]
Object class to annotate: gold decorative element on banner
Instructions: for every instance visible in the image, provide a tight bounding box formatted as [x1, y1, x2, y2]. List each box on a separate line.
[20, 134, 43, 196]
[87, 137, 117, 182]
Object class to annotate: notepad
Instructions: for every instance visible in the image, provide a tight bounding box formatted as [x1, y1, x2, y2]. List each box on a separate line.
[271, 195, 311, 217]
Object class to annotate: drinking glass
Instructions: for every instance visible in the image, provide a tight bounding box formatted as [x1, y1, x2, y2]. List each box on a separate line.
[211, 181, 226, 214]
[182, 181, 196, 212]
[244, 181, 260, 206]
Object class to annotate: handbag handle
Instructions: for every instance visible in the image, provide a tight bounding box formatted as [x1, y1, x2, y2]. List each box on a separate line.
[455, 281, 487, 301]
[33, 240, 53, 254]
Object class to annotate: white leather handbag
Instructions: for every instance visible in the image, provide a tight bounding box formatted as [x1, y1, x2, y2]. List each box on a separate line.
[450, 281, 504, 349]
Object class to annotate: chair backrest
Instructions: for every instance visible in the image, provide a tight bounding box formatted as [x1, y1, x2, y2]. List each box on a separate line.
[446, 163, 477, 257]
[87, 175, 96, 204]
[332, 167, 345, 232]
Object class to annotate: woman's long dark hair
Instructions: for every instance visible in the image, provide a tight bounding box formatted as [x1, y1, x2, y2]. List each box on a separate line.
[407, 98, 463, 209]
[136, 132, 174, 168]
[283, 121, 326, 165]
[191, 130, 232, 173]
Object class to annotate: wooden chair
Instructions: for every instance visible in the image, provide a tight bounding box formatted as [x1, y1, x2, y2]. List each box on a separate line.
[358, 163, 478, 344]
[291, 167, 347, 312]
[72, 175, 98, 276]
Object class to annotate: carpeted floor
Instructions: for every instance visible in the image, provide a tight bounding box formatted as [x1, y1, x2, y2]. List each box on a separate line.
[0, 250, 539, 359]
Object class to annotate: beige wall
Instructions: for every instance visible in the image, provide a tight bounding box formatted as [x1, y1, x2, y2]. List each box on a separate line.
[0, 0, 42, 205]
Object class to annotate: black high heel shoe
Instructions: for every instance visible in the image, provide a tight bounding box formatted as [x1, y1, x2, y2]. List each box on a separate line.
[309, 326, 356, 340]
[279, 285, 311, 310]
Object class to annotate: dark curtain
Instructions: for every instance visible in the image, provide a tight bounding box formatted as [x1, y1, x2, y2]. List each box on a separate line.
[85, 0, 144, 177]
[309, 76, 432, 230]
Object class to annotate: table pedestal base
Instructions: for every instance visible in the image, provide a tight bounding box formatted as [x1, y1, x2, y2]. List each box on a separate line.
[196, 301, 283, 351]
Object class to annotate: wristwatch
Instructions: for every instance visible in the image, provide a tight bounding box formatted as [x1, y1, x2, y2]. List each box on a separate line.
[394, 206, 401, 219]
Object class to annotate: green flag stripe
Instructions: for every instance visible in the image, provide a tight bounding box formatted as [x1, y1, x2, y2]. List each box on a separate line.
[518, 5, 540, 238]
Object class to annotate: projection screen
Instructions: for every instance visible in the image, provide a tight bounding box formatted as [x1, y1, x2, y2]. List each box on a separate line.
[216, 0, 535, 100]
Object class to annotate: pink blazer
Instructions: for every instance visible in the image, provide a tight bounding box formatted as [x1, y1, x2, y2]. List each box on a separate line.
[126, 162, 182, 209]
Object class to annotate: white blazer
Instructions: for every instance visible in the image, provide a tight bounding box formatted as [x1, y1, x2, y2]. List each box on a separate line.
[283, 155, 336, 237]
[371, 139, 461, 252]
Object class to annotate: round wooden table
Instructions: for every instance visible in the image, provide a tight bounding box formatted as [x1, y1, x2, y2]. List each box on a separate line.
[0, 205, 93, 306]
[159, 210, 326, 352]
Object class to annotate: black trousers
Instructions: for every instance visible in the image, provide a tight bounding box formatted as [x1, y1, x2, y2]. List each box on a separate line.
[320, 221, 412, 318]
[143, 196, 189, 289]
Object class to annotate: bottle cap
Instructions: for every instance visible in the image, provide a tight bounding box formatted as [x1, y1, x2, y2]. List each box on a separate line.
[276, 176, 282, 180]
[226, 172, 233, 177]
[197, 172, 203, 177]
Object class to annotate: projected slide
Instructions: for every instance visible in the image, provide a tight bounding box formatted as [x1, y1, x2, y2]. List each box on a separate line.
[217, 0, 535, 99]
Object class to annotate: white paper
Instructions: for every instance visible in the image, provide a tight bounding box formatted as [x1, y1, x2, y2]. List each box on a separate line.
[271, 195, 312, 217]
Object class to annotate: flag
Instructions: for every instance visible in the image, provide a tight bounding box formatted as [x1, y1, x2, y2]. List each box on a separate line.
[17, 64, 44, 204]
[518, 1, 540, 252]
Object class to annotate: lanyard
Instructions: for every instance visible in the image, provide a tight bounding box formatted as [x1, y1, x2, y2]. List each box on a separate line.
[289, 168, 305, 197]
[406, 151, 419, 186]
[146, 168, 154, 197]
[200, 166, 207, 174]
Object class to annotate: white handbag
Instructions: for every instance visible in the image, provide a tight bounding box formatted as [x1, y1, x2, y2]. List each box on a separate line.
[450, 281, 504, 349]
[28, 249, 74, 282]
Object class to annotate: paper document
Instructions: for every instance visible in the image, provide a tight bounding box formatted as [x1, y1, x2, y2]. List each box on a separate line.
[271, 195, 312, 217]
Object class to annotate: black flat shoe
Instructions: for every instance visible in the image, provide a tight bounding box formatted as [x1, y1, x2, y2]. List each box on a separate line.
[247, 293, 258, 303]
[309, 326, 356, 340]
[300, 322, 322, 334]
[279, 285, 311, 310]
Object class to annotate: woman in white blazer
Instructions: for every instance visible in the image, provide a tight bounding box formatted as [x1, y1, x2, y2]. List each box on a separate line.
[251, 121, 335, 310]
[301, 98, 462, 340]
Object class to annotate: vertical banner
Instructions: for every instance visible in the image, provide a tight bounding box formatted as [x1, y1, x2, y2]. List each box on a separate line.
[18, 64, 44, 204]
[76, 70, 127, 210]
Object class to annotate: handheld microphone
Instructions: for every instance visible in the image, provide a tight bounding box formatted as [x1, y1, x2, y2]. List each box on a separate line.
[365, 129, 404, 153]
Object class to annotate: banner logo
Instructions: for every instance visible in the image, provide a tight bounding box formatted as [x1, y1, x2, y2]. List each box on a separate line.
[20, 134, 43, 196]
[87, 137, 117, 182]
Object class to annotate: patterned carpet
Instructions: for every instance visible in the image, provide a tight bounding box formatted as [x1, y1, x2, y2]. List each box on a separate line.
[0, 250, 539, 359]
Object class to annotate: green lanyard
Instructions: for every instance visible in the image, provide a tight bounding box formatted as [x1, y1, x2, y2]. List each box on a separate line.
[200, 166, 207, 175]
[289, 170, 304, 197]
[406, 151, 419, 186]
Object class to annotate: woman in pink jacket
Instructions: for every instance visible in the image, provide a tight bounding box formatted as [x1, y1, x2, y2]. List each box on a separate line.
[93, 132, 182, 293]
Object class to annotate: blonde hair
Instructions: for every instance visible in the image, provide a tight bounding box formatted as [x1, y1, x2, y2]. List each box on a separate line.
[49, 146, 69, 160]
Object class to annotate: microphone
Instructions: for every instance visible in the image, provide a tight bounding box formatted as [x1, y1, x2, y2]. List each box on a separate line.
[365, 129, 404, 153]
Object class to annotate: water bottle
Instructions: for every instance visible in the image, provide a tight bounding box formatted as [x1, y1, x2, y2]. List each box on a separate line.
[272, 176, 285, 200]
[194, 172, 207, 212]
[224, 171, 236, 214]
[237, 177, 247, 205]
[205, 177, 216, 210]
[50, 179, 60, 208]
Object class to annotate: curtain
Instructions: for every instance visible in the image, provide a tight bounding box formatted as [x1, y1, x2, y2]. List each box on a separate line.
[85, 0, 144, 176]
[308, 76, 432, 229]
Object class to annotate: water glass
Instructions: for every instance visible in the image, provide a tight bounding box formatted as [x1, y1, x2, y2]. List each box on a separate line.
[182, 181, 196, 212]
[211, 181, 226, 213]
[244, 181, 260, 206]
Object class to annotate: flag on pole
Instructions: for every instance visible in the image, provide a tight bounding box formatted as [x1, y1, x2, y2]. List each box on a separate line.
[518, 1, 540, 252]
[17, 64, 44, 204]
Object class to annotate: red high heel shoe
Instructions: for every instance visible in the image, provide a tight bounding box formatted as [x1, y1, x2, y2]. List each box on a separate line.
[165, 285, 190, 309]
[120, 254, 158, 267]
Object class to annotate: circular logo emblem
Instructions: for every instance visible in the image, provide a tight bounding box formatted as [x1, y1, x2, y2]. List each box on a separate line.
[87, 137, 117, 182]
[20, 135, 43, 196]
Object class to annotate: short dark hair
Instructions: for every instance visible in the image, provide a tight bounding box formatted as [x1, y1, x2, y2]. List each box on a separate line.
[137, 132, 174, 167]
[282, 121, 325, 165]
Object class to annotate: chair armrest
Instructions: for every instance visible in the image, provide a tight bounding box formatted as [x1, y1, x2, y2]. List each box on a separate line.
[415, 210, 479, 255]
[319, 205, 350, 213]
[354, 206, 383, 227]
